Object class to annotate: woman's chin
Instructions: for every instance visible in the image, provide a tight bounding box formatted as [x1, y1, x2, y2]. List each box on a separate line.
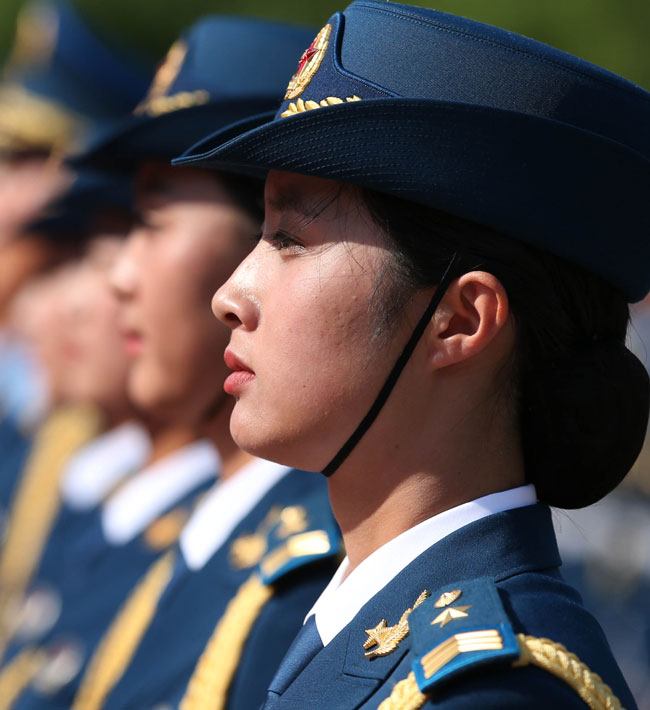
[229, 418, 318, 472]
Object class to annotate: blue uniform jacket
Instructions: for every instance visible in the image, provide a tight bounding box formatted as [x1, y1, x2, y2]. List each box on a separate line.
[88, 468, 341, 710]
[0, 415, 31, 523]
[262, 504, 637, 710]
[4, 475, 213, 709]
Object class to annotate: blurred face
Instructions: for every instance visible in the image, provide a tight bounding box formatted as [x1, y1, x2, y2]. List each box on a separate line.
[58, 235, 131, 417]
[111, 163, 257, 424]
[213, 171, 420, 470]
[0, 236, 57, 322]
[10, 264, 79, 406]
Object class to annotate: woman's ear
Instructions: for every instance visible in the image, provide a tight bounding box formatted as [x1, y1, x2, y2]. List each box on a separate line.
[428, 271, 510, 370]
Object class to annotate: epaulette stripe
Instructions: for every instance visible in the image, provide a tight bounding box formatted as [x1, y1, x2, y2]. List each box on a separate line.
[420, 629, 503, 679]
[260, 529, 332, 581]
[180, 573, 273, 710]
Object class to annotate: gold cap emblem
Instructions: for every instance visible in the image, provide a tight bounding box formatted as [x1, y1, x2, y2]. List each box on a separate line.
[148, 40, 188, 99]
[284, 24, 331, 100]
[10, 2, 58, 67]
[135, 40, 188, 115]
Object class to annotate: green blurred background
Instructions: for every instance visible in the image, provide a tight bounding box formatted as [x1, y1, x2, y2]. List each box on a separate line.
[1, 0, 649, 89]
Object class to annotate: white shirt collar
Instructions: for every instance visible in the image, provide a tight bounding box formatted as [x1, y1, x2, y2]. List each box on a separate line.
[180, 458, 291, 571]
[101, 439, 219, 546]
[60, 422, 151, 510]
[308, 484, 537, 646]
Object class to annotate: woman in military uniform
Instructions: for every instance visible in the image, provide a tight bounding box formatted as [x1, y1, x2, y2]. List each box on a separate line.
[176, 1, 650, 708]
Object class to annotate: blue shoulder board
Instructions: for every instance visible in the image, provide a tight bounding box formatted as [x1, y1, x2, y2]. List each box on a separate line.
[409, 578, 520, 693]
[258, 490, 341, 585]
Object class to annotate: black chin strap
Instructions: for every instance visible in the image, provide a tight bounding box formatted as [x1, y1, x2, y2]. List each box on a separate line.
[322, 253, 463, 477]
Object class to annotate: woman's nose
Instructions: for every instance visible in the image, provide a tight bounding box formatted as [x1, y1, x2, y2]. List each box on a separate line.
[108, 239, 138, 301]
[211, 254, 259, 332]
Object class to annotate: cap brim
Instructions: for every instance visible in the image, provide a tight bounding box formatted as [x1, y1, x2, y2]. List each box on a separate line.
[175, 98, 650, 302]
[69, 99, 278, 172]
[23, 170, 133, 241]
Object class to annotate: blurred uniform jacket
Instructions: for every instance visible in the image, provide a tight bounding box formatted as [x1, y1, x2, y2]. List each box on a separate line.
[0, 436, 215, 709]
[70, 462, 341, 710]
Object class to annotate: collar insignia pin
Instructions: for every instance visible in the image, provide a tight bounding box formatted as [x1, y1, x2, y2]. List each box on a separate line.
[431, 589, 472, 628]
[230, 506, 282, 569]
[363, 590, 430, 659]
[434, 589, 462, 608]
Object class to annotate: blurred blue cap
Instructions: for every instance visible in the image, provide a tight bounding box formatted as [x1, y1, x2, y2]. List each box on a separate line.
[24, 170, 133, 242]
[71, 16, 316, 171]
[0, 0, 150, 154]
[175, 0, 650, 302]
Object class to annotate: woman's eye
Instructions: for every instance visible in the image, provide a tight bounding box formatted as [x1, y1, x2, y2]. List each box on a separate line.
[265, 230, 304, 252]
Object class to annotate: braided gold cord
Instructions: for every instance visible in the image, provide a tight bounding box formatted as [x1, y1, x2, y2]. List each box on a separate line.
[513, 634, 624, 710]
[376, 634, 626, 710]
[71, 550, 176, 710]
[377, 672, 427, 710]
[0, 406, 100, 655]
[0, 647, 46, 709]
[180, 573, 273, 710]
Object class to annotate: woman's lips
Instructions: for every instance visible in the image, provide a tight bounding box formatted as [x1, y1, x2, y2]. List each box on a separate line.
[224, 348, 255, 394]
[61, 340, 83, 361]
[122, 329, 144, 357]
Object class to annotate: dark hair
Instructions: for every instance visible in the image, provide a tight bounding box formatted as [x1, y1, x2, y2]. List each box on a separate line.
[360, 187, 650, 509]
[214, 172, 264, 226]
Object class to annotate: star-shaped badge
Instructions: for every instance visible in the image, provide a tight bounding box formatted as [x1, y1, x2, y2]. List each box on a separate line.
[363, 590, 430, 659]
[431, 605, 472, 628]
[364, 619, 389, 649]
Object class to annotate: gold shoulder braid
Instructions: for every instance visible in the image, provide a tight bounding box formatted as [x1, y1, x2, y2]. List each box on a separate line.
[0, 405, 101, 656]
[376, 634, 625, 710]
[513, 635, 623, 710]
[180, 573, 273, 710]
[71, 550, 176, 710]
[377, 671, 426, 710]
[0, 647, 47, 709]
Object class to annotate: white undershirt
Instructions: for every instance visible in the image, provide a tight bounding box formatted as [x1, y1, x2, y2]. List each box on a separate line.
[60, 421, 151, 510]
[307, 484, 537, 646]
[101, 439, 219, 546]
[180, 458, 291, 571]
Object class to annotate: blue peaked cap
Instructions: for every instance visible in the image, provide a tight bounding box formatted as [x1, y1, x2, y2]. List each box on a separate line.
[0, 1, 149, 153]
[11, 1, 148, 119]
[71, 16, 316, 171]
[24, 170, 133, 242]
[176, 0, 650, 302]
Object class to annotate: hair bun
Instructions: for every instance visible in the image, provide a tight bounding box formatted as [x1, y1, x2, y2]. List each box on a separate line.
[521, 340, 649, 509]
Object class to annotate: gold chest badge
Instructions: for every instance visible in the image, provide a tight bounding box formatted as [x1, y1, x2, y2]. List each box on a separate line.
[363, 590, 430, 659]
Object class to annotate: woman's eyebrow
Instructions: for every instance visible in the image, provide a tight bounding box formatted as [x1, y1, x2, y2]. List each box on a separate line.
[267, 188, 343, 231]
[266, 193, 312, 217]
